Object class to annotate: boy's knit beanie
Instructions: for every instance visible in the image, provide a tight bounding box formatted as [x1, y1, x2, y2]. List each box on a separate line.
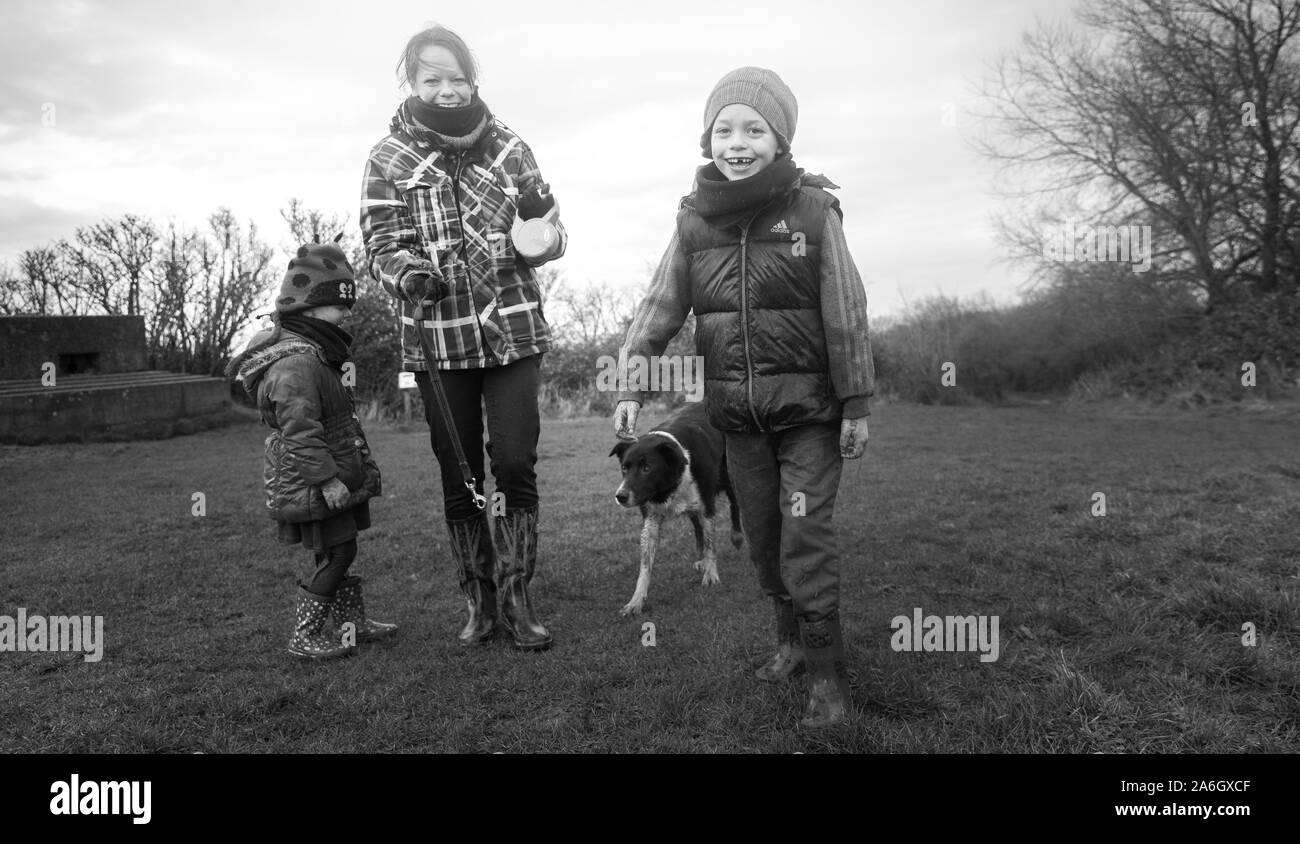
[699, 66, 798, 157]
[275, 242, 358, 314]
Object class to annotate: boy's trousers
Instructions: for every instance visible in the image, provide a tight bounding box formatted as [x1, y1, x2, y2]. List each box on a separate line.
[724, 420, 843, 623]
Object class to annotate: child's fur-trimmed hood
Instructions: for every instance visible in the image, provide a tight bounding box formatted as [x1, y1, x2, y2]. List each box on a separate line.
[226, 326, 320, 394]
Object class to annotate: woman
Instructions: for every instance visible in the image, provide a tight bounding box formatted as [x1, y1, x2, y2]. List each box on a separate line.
[360, 24, 565, 651]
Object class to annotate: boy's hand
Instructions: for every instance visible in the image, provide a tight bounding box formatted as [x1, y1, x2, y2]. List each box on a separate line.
[613, 400, 640, 440]
[840, 416, 868, 459]
[321, 477, 351, 510]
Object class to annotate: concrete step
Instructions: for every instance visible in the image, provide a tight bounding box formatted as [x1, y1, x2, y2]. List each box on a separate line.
[0, 370, 226, 397]
[0, 370, 236, 444]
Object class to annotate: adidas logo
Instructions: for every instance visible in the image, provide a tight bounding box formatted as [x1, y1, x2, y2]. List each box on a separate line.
[770, 220, 791, 234]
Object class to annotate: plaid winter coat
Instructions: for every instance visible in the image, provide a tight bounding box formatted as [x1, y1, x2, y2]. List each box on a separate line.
[360, 102, 565, 371]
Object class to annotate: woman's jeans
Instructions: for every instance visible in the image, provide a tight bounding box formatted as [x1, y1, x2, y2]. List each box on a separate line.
[415, 355, 542, 521]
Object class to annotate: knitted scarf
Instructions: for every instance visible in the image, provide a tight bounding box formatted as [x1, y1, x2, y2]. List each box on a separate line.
[693, 154, 801, 228]
[403, 94, 493, 150]
[279, 314, 353, 370]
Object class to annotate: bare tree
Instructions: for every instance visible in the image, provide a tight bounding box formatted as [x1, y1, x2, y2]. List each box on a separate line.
[61, 214, 158, 316]
[0, 260, 17, 315]
[974, 0, 1300, 309]
[143, 222, 200, 370]
[190, 209, 274, 375]
[549, 280, 637, 346]
[16, 246, 79, 315]
[281, 198, 348, 248]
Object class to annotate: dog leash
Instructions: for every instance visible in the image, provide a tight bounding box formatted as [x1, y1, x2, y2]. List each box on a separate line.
[411, 305, 487, 511]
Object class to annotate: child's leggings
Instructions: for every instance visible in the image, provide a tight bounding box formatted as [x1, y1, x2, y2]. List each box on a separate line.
[304, 539, 357, 597]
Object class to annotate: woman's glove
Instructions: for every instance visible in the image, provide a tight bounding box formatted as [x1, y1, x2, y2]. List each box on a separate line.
[516, 183, 556, 220]
[839, 416, 868, 459]
[401, 269, 450, 305]
[613, 400, 640, 440]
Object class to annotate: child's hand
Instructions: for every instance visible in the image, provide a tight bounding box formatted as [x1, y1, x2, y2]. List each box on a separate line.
[613, 400, 640, 440]
[321, 477, 351, 510]
[840, 416, 868, 459]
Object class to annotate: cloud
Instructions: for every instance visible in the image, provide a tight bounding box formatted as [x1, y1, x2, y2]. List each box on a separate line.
[0, 194, 102, 258]
[0, 0, 1081, 316]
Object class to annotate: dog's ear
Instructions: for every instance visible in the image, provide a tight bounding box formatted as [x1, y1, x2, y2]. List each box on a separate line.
[609, 441, 632, 460]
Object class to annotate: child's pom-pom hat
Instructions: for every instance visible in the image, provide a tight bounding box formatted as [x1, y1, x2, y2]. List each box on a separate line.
[699, 66, 799, 157]
[276, 240, 358, 314]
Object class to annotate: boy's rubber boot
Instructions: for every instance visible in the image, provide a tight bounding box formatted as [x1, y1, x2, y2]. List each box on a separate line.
[755, 596, 805, 681]
[494, 505, 552, 651]
[798, 614, 851, 728]
[331, 575, 398, 642]
[447, 512, 497, 646]
[288, 586, 356, 660]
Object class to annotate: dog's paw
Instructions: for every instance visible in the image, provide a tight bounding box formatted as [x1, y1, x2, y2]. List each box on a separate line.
[619, 600, 644, 617]
[730, 530, 744, 549]
[697, 562, 720, 586]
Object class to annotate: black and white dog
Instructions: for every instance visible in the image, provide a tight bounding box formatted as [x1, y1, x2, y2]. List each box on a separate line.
[609, 402, 744, 616]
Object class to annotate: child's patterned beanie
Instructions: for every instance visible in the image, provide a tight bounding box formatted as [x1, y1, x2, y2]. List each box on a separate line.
[699, 66, 799, 157]
[276, 242, 358, 314]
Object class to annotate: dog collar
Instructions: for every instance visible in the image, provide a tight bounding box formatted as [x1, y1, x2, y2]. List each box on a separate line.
[644, 429, 691, 466]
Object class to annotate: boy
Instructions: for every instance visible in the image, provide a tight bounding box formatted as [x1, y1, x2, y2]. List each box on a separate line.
[612, 67, 874, 727]
[229, 241, 395, 659]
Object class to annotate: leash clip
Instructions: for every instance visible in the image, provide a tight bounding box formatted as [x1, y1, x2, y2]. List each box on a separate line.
[468, 480, 487, 511]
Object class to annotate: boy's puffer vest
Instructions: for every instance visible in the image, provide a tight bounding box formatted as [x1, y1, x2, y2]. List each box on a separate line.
[248, 336, 382, 523]
[679, 182, 842, 433]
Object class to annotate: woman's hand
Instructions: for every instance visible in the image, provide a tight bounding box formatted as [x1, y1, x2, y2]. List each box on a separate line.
[401, 269, 449, 305]
[840, 416, 868, 459]
[613, 400, 640, 440]
[322, 477, 351, 510]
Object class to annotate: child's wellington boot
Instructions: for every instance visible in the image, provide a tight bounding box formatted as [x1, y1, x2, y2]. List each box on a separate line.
[288, 586, 356, 660]
[332, 575, 398, 642]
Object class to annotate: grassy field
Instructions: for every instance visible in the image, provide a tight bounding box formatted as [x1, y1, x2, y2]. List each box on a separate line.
[1, 400, 1298, 753]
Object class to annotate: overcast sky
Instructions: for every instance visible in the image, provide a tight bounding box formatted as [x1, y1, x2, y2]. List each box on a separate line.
[0, 0, 1080, 319]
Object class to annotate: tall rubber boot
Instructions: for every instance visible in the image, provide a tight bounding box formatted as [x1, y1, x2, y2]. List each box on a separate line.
[798, 613, 851, 728]
[332, 575, 398, 642]
[447, 512, 497, 646]
[494, 505, 552, 651]
[287, 586, 356, 660]
[755, 596, 805, 681]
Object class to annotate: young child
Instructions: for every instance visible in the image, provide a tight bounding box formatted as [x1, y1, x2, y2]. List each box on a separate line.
[613, 68, 874, 728]
[228, 241, 395, 660]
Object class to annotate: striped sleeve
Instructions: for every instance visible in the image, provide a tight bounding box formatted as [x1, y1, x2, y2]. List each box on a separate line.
[359, 147, 435, 303]
[819, 211, 875, 417]
[616, 229, 693, 405]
